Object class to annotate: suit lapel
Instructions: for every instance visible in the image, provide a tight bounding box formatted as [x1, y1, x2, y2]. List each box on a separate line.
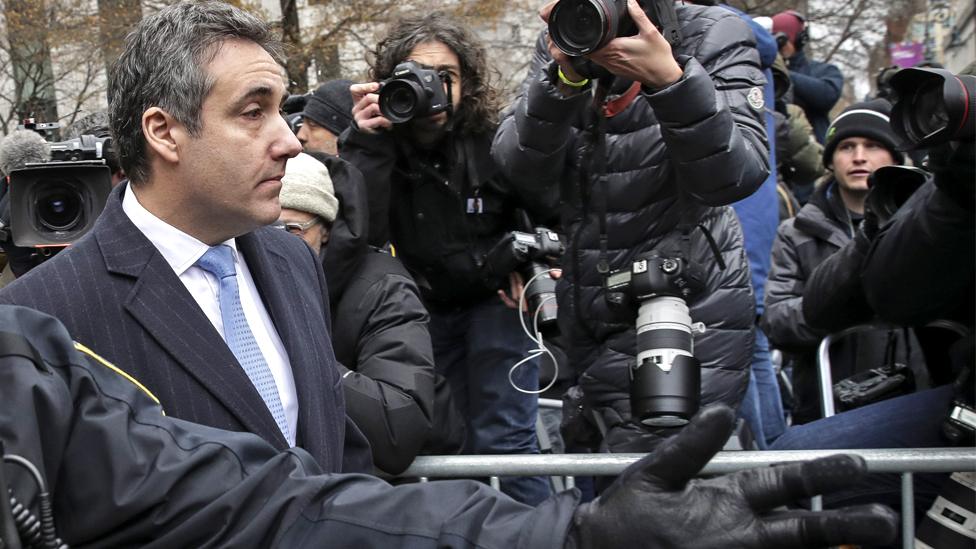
[97, 185, 288, 449]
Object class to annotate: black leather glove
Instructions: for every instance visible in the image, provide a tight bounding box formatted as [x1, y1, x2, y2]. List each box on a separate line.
[566, 405, 898, 549]
[929, 141, 975, 211]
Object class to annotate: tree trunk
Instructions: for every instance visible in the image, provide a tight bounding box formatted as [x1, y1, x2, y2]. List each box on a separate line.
[280, 0, 308, 92]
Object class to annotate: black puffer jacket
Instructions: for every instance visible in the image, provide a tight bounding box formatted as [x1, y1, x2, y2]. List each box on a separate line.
[321, 156, 463, 474]
[340, 129, 548, 308]
[492, 4, 767, 448]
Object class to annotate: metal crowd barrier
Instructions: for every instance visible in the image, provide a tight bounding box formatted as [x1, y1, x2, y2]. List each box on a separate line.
[400, 448, 976, 549]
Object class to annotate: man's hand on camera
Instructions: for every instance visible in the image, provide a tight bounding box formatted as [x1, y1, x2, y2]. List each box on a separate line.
[566, 405, 899, 549]
[350, 82, 393, 134]
[586, 0, 683, 89]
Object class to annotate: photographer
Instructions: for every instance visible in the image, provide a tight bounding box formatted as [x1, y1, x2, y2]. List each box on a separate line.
[761, 99, 909, 425]
[341, 12, 551, 504]
[767, 69, 974, 543]
[492, 0, 767, 453]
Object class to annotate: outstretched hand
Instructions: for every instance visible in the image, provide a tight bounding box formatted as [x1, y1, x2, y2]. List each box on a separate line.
[568, 405, 899, 549]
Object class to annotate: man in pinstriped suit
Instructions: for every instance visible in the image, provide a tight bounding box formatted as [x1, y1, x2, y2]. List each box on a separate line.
[0, 1, 371, 474]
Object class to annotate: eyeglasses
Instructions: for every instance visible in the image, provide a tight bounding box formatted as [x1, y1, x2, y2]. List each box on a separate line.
[272, 217, 320, 235]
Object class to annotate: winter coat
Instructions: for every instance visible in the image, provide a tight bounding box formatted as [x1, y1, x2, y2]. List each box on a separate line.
[492, 3, 767, 450]
[339, 128, 547, 308]
[787, 50, 844, 144]
[781, 104, 824, 189]
[727, 4, 780, 315]
[762, 181, 922, 423]
[321, 156, 463, 474]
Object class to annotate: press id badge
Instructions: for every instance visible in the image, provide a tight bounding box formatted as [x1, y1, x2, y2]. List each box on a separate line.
[466, 197, 483, 214]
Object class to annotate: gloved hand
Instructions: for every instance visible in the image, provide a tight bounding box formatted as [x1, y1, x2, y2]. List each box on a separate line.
[929, 142, 975, 212]
[566, 405, 899, 549]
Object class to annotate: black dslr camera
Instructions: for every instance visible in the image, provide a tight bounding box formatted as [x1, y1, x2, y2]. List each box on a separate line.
[483, 226, 564, 335]
[605, 253, 706, 427]
[4, 134, 112, 249]
[547, 0, 681, 78]
[378, 61, 452, 124]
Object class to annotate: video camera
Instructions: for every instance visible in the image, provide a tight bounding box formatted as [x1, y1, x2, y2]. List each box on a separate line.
[605, 252, 706, 427]
[483, 223, 564, 336]
[378, 61, 452, 124]
[2, 122, 113, 251]
[547, 0, 682, 78]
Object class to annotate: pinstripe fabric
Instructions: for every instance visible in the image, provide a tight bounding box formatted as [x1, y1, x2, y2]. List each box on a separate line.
[0, 183, 372, 473]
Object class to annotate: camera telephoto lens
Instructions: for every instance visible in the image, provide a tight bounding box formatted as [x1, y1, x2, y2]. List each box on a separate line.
[632, 296, 700, 427]
[379, 80, 428, 123]
[37, 188, 83, 232]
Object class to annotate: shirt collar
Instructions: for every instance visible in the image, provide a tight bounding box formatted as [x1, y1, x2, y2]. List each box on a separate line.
[121, 184, 238, 275]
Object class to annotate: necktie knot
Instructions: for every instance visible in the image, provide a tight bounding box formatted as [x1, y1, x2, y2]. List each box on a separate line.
[196, 245, 236, 280]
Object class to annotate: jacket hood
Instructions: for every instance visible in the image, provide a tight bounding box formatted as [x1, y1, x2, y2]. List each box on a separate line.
[320, 154, 370, 301]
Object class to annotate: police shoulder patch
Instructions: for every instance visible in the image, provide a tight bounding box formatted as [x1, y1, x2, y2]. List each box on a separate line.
[747, 87, 765, 110]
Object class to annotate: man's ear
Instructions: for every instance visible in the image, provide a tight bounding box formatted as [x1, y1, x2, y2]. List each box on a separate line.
[142, 107, 182, 165]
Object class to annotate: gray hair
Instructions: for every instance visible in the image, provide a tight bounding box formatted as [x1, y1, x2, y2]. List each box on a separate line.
[108, 1, 285, 184]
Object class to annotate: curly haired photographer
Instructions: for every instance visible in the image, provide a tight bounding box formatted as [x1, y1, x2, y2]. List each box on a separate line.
[340, 12, 553, 505]
[492, 0, 768, 453]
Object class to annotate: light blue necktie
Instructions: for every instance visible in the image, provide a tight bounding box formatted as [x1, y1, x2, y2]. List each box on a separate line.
[195, 245, 290, 441]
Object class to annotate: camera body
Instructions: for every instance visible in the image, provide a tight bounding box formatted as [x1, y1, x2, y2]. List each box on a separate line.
[547, 0, 682, 78]
[483, 227, 564, 334]
[378, 61, 451, 124]
[605, 254, 705, 427]
[5, 134, 112, 248]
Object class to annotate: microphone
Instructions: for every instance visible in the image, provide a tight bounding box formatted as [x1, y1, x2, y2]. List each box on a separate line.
[0, 130, 51, 175]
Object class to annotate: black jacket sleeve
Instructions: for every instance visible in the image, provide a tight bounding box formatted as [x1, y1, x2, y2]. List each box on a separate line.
[0, 305, 578, 549]
[761, 219, 825, 349]
[862, 181, 976, 326]
[339, 127, 399, 247]
[333, 255, 436, 474]
[801, 229, 874, 332]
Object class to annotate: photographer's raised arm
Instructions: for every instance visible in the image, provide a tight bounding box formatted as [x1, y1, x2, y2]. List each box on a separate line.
[491, 30, 590, 199]
[339, 82, 398, 247]
[642, 12, 768, 206]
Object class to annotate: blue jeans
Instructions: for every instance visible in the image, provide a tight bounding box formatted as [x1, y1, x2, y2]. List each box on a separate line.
[771, 384, 956, 536]
[428, 297, 552, 506]
[738, 329, 786, 449]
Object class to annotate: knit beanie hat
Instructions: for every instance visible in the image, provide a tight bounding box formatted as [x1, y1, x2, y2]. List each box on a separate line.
[302, 79, 355, 136]
[822, 98, 905, 168]
[279, 153, 338, 224]
[772, 11, 805, 46]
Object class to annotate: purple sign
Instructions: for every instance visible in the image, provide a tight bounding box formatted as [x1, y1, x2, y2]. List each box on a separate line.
[889, 41, 925, 68]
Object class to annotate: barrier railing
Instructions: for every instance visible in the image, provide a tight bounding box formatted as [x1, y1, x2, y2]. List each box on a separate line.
[400, 448, 976, 549]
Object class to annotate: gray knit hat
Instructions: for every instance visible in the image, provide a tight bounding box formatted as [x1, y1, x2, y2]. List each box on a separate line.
[279, 153, 338, 223]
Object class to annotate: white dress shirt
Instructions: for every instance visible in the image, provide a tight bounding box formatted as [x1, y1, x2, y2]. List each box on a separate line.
[122, 186, 298, 445]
